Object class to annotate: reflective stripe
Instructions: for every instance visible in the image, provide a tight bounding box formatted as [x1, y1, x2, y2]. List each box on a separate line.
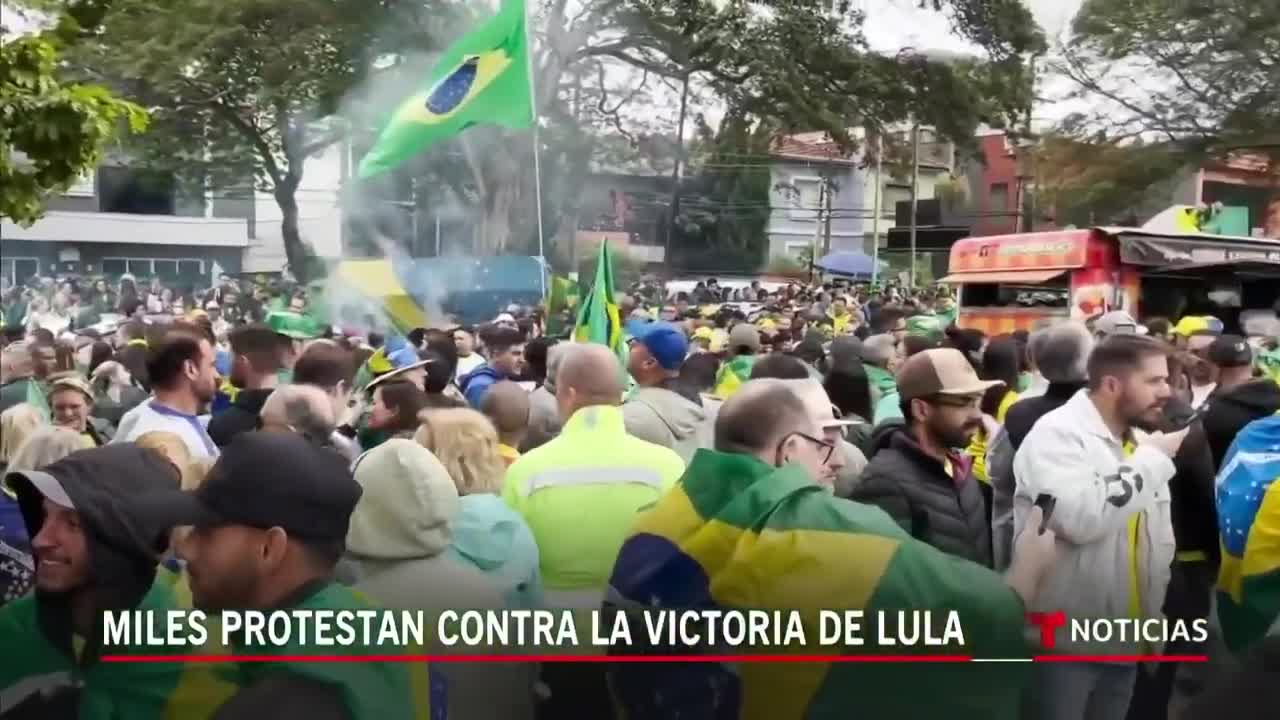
[522, 466, 665, 497]
[1176, 550, 1208, 562]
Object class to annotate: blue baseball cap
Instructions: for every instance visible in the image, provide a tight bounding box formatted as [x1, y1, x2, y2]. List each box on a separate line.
[628, 321, 688, 371]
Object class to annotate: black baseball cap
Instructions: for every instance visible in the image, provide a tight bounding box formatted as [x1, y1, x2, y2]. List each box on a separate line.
[1207, 334, 1253, 368]
[147, 432, 362, 542]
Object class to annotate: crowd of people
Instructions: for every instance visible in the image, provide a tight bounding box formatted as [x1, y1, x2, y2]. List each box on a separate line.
[0, 270, 1277, 720]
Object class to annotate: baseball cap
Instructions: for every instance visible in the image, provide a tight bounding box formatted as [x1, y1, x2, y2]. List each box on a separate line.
[5, 444, 185, 549]
[896, 348, 1002, 400]
[47, 375, 94, 403]
[728, 323, 761, 352]
[628, 321, 688, 371]
[144, 432, 362, 542]
[1207, 334, 1253, 368]
[1094, 310, 1145, 337]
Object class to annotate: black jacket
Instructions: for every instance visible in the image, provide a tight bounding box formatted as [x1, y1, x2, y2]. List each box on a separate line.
[1202, 379, 1280, 470]
[207, 388, 275, 448]
[1004, 382, 1085, 452]
[851, 421, 993, 567]
[1159, 397, 1220, 565]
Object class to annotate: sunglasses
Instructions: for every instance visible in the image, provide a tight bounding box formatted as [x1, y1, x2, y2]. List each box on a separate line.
[775, 431, 836, 466]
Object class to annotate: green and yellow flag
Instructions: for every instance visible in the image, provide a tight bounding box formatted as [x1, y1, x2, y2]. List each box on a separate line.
[357, 0, 533, 179]
[574, 242, 624, 361]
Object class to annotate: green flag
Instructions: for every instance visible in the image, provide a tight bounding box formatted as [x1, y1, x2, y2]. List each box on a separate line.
[574, 242, 624, 362]
[357, 0, 533, 179]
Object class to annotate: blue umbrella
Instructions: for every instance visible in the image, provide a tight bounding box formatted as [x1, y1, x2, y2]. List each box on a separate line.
[815, 251, 878, 279]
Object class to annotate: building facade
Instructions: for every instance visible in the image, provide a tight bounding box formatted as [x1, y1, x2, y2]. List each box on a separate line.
[1, 146, 346, 287]
[766, 132, 867, 260]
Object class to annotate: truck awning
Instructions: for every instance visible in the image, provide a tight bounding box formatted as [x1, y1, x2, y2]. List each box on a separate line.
[938, 269, 1067, 284]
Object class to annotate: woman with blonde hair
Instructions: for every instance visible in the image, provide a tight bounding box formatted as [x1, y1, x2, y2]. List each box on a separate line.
[416, 408, 542, 609]
[134, 430, 200, 490]
[0, 404, 44, 473]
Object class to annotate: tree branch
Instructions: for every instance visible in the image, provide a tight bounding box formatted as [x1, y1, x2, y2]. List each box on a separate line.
[212, 99, 283, 186]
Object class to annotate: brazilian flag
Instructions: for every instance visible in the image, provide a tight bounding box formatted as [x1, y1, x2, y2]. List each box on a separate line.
[357, 0, 533, 178]
[574, 241, 624, 360]
[607, 450, 1033, 719]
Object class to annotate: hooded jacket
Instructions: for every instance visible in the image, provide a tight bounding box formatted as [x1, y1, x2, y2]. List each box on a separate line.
[207, 387, 275, 448]
[864, 363, 903, 425]
[345, 439, 533, 720]
[0, 446, 219, 720]
[622, 379, 709, 462]
[459, 364, 504, 409]
[852, 421, 992, 567]
[450, 494, 543, 610]
[1203, 379, 1280, 470]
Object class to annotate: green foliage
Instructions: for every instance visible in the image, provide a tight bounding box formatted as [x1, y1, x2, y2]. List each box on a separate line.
[765, 253, 806, 277]
[1034, 135, 1190, 227]
[1060, 0, 1280, 159]
[30, 0, 455, 280]
[0, 32, 147, 225]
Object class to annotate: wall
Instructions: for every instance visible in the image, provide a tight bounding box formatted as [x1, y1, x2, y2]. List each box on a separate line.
[973, 133, 1020, 236]
[245, 144, 345, 272]
[767, 160, 866, 259]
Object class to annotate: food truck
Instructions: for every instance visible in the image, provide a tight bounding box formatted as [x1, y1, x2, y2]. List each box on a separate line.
[941, 227, 1280, 335]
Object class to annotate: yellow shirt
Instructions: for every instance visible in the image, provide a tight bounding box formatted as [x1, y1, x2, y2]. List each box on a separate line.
[968, 390, 1020, 483]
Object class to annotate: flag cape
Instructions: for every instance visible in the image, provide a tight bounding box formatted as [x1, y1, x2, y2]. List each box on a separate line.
[606, 450, 1031, 719]
[574, 242, 624, 362]
[357, 0, 533, 179]
[1215, 413, 1280, 651]
[712, 355, 756, 399]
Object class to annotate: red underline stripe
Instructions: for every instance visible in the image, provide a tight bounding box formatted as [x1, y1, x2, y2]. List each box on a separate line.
[100, 654, 1208, 664]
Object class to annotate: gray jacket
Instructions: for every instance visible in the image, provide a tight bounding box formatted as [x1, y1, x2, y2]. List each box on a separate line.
[622, 385, 710, 463]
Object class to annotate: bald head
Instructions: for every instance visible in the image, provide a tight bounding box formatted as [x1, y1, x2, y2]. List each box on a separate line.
[261, 384, 336, 441]
[481, 380, 531, 444]
[715, 379, 810, 459]
[555, 343, 624, 421]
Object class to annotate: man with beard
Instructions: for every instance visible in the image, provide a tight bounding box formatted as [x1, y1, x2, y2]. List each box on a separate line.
[1013, 334, 1190, 720]
[207, 324, 283, 447]
[0, 445, 212, 719]
[113, 324, 220, 459]
[852, 348, 1002, 566]
[621, 321, 708, 462]
[148, 432, 429, 720]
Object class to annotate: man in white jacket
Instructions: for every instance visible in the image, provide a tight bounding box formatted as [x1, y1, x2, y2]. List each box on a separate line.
[1013, 334, 1189, 720]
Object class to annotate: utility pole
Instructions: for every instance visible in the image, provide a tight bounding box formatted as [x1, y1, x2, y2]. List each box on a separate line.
[822, 175, 833, 256]
[908, 123, 920, 288]
[811, 177, 827, 282]
[871, 133, 883, 284]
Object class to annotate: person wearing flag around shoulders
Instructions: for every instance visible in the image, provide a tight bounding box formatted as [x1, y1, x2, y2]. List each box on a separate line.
[607, 378, 1060, 720]
[146, 432, 432, 720]
[0, 445, 222, 720]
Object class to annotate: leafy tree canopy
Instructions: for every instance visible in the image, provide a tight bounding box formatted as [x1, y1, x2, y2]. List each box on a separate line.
[1059, 0, 1280, 159]
[0, 29, 147, 225]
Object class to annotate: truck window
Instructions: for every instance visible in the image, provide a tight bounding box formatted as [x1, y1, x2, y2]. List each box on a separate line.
[960, 283, 1069, 309]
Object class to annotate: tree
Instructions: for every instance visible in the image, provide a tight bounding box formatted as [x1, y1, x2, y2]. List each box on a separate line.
[0, 31, 146, 224]
[1033, 134, 1189, 227]
[26, 0, 456, 282]
[1057, 0, 1280, 160]
[373, 0, 1047, 257]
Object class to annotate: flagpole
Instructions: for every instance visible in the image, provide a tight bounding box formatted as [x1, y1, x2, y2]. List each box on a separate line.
[521, 0, 547, 300]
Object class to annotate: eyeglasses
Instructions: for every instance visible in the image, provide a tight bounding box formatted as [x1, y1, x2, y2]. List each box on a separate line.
[775, 431, 836, 466]
[929, 394, 981, 409]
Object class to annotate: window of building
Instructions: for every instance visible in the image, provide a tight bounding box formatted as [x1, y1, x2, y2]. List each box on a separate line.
[153, 260, 179, 279]
[1, 257, 39, 286]
[990, 182, 1010, 212]
[98, 166, 177, 215]
[101, 257, 205, 278]
[788, 177, 822, 220]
